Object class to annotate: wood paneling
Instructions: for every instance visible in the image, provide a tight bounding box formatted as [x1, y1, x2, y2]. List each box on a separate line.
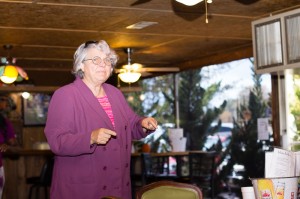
[2, 150, 53, 199]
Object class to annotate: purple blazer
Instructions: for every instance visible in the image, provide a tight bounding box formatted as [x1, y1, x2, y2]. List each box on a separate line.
[44, 78, 148, 199]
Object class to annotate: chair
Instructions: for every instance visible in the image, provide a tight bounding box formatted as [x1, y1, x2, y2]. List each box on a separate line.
[131, 153, 179, 197]
[186, 151, 217, 199]
[140, 153, 177, 185]
[26, 157, 54, 199]
[135, 180, 202, 199]
[131, 154, 143, 197]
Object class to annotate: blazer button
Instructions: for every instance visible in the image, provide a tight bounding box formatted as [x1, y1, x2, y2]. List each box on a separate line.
[103, 166, 107, 170]
[103, 185, 107, 190]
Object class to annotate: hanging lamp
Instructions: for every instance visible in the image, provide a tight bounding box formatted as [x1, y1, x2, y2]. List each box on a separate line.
[0, 45, 28, 84]
[175, 0, 213, 23]
[118, 48, 141, 84]
[175, 0, 203, 6]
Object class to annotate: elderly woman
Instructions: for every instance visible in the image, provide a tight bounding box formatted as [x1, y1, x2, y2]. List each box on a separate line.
[44, 40, 157, 199]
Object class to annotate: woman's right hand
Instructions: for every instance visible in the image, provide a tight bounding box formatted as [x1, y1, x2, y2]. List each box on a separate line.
[90, 128, 117, 145]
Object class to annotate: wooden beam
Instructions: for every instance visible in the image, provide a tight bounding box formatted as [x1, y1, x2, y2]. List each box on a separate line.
[0, 86, 58, 93]
[271, 74, 281, 147]
[174, 45, 253, 70]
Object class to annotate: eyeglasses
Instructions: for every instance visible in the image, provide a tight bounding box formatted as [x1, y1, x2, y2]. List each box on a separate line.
[83, 56, 112, 66]
[84, 40, 98, 48]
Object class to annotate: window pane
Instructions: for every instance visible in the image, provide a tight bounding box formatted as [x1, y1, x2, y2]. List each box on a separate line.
[285, 14, 300, 63]
[255, 20, 283, 69]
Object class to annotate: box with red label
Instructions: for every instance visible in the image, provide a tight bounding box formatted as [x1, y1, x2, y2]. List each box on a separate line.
[251, 177, 299, 199]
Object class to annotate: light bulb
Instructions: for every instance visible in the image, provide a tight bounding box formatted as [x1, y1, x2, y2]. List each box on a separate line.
[21, 92, 31, 99]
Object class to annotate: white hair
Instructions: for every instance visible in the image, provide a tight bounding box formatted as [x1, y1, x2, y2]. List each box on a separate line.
[72, 40, 118, 78]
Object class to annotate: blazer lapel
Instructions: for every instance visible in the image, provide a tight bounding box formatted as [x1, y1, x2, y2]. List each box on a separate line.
[74, 78, 114, 129]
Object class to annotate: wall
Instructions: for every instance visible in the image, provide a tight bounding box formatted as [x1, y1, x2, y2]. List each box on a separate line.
[1, 92, 52, 199]
[5, 93, 48, 149]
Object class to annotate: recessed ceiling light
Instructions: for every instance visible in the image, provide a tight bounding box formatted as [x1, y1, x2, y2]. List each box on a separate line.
[126, 21, 158, 30]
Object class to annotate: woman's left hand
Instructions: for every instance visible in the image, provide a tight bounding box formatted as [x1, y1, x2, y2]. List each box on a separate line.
[141, 117, 158, 131]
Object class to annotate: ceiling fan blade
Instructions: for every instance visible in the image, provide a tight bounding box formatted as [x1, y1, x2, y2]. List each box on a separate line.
[138, 67, 180, 72]
[140, 72, 153, 77]
[114, 67, 179, 74]
[114, 69, 125, 73]
[131, 0, 152, 6]
[115, 68, 140, 73]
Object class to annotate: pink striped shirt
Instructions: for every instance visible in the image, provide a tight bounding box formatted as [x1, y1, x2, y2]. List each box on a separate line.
[97, 95, 115, 128]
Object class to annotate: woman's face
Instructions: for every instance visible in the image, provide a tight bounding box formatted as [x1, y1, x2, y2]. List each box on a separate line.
[81, 48, 112, 85]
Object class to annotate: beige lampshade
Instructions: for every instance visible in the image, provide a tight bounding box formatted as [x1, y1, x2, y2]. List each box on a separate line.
[118, 72, 141, 83]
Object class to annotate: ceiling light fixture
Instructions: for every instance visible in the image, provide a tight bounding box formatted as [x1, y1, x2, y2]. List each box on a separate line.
[175, 0, 213, 23]
[118, 72, 141, 83]
[118, 48, 141, 84]
[0, 45, 28, 84]
[175, 0, 203, 6]
[0, 65, 18, 84]
[21, 92, 31, 99]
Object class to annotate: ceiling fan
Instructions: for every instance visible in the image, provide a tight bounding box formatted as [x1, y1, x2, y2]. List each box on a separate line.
[115, 48, 180, 84]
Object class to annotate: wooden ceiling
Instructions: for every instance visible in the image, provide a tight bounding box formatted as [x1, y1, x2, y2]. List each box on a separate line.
[0, 0, 300, 88]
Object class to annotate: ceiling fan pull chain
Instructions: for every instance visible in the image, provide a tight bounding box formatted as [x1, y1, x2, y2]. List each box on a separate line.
[205, 0, 208, 23]
[127, 48, 132, 67]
